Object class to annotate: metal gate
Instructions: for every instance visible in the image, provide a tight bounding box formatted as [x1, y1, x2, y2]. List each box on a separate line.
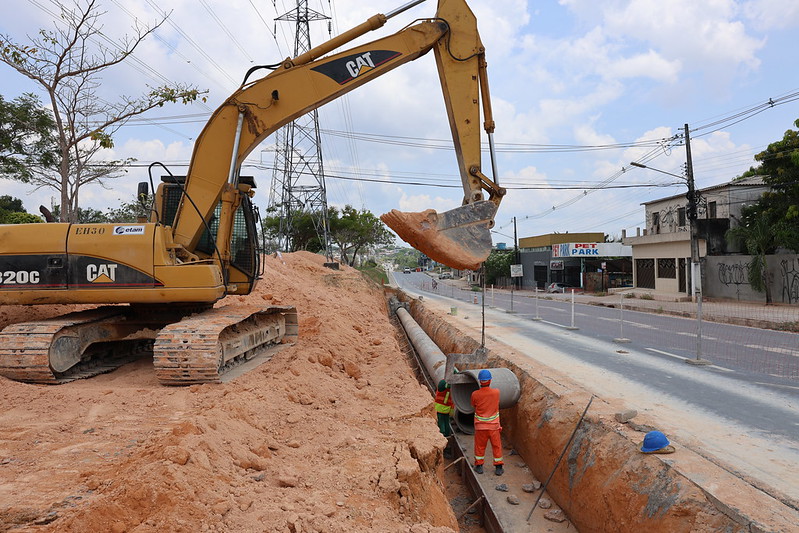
[635, 258, 655, 289]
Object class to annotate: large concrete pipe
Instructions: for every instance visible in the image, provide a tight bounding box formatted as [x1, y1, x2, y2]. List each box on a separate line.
[448, 368, 521, 414]
[396, 307, 447, 383]
[395, 306, 520, 434]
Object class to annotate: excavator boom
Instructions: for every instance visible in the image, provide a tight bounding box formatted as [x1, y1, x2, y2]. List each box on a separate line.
[171, 0, 504, 269]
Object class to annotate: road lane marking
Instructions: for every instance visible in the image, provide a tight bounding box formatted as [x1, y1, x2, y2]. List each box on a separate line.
[754, 382, 799, 391]
[645, 348, 734, 372]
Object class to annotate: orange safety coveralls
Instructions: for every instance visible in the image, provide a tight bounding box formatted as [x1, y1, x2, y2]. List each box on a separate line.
[470, 384, 503, 466]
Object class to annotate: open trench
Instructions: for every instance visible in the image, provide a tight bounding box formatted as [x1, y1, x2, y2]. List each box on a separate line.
[387, 288, 798, 533]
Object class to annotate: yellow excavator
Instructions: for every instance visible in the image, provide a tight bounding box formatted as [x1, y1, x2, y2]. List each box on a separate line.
[0, 0, 504, 385]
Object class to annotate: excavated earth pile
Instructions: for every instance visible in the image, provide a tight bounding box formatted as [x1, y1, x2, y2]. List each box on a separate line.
[0, 252, 457, 533]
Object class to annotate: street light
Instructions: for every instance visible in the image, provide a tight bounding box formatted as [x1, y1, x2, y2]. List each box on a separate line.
[629, 162, 685, 181]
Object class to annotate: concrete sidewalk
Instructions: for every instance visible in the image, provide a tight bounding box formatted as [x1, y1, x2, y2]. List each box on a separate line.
[475, 281, 799, 332]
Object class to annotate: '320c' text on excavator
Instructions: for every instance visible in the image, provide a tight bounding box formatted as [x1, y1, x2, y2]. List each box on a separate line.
[0, 0, 505, 385]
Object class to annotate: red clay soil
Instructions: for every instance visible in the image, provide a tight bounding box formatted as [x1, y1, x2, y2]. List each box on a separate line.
[0, 252, 458, 532]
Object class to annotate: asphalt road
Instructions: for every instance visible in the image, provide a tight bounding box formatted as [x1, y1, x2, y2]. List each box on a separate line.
[393, 270, 799, 501]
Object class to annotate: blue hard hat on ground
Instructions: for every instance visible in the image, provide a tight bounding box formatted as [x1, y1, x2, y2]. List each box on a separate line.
[641, 430, 670, 453]
[478, 369, 492, 381]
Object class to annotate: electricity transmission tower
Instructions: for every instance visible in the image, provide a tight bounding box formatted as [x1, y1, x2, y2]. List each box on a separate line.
[268, 1, 332, 259]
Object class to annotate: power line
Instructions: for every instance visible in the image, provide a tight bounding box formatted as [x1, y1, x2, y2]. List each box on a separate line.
[198, 0, 255, 63]
[689, 91, 799, 138]
[107, 0, 223, 100]
[141, 0, 237, 86]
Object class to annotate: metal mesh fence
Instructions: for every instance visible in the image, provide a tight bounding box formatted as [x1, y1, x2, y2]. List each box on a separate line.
[406, 274, 799, 380]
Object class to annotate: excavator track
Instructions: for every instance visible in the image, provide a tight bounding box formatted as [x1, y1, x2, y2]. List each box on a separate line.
[0, 305, 297, 386]
[0, 307, 163, 384]
[153, 305, 298, 385]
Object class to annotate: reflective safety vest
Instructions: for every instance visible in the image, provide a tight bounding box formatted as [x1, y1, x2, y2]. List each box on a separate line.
[434, 389, 453, 414]
[471, 386, 500, 430]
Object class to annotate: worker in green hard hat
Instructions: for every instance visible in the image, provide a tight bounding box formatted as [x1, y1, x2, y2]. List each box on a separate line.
[434, 379, 455, 459]
[434, 379, 455, 438]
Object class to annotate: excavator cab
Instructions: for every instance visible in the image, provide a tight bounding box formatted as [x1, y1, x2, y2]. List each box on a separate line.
[148, 176, 261, 291]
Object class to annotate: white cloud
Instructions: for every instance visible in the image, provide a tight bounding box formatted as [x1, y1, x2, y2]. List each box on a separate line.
[743, 0, 799, 30]
[605, 50, 681, 83]
[554, 0, 765, 91]
[398, 192, 454, 213]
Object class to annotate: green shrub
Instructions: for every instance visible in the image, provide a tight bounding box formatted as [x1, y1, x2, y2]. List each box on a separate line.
[640, 293, 654, 300]
[2, 211, 43, 224]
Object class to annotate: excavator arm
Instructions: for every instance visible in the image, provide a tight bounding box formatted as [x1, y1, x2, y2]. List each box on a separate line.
[171, 0, 504, 270]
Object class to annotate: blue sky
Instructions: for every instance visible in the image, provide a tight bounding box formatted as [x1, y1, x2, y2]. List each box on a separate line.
[1, 0, 798, 244]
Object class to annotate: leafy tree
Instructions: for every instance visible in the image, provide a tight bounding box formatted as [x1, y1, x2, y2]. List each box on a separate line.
[726, 210, 778, 303]
[0, 93, 56, 181]
[329, 205, 393, 267]
[0, 195, 26, 213]
[0, 0, 205, 223]
[389, 247, 423, 270]
[104, 197, 150, 223]
[260, 208, 325, 253]
[49, 204, 108, 223]
[0, 195, 40, 223]
[483, 249, 514, 285]
[736, 118, 799, 251]
[1, 211, 42, 224]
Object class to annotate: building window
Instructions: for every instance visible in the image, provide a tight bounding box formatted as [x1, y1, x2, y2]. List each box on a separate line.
[708, 201, 717, 218]
[678, 207, 686, 227]
[652, 212, 660, 234]
[657, 258, 676, 279]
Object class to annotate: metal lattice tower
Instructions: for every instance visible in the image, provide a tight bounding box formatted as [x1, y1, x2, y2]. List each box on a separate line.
[267, 1, 332, 259]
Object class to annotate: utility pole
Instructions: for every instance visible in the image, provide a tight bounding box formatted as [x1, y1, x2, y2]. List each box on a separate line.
[513, 216, 520, 290]
[268, 1, 333, 261]
[684, 123, 709, 365]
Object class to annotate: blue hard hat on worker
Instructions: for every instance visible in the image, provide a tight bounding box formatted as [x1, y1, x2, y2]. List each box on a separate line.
[478, 369, 492, 384]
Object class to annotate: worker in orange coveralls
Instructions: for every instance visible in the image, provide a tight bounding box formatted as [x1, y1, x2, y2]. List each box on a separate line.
[470, 369, 503, 476]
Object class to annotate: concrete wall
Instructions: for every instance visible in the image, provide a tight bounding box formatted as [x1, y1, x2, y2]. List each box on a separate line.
[705, 253, 799, 304]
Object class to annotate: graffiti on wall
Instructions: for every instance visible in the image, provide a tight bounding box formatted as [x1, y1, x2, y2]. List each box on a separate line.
[648, 205, 687, 233]
[780, 259, 799, 304]
[717, 261, 750, 300]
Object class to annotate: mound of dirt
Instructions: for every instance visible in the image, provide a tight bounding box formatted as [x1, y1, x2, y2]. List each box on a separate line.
[0, 252, 456, 532]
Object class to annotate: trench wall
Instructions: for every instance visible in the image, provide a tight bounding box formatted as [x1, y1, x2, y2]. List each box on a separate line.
[405, 297, 797, 533]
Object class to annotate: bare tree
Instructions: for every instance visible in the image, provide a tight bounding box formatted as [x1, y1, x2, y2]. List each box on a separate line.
[0, 0, 205, 222]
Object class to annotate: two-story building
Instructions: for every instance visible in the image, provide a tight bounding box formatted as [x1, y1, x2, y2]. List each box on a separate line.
[622, 176, 768, 296]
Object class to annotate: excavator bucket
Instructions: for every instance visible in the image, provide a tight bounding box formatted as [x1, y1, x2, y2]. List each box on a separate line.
[381, 200, 497, 271]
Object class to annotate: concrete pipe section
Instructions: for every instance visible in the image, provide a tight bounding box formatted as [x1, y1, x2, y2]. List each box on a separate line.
[395, 306, 520, 434]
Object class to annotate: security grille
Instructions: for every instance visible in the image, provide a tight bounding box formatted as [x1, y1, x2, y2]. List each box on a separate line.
[636, 259, 655, 289]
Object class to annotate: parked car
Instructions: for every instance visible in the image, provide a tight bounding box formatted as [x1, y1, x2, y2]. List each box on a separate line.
[546, 282, 574, 293]
[403, 267, 411, 274]
[439, 272, 453, 280]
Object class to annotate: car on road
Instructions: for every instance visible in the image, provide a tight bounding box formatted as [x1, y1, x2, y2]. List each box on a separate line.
[439, 272, 453, 279]
[403, 267, 411, 274]
[546, 282, 574, 293]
